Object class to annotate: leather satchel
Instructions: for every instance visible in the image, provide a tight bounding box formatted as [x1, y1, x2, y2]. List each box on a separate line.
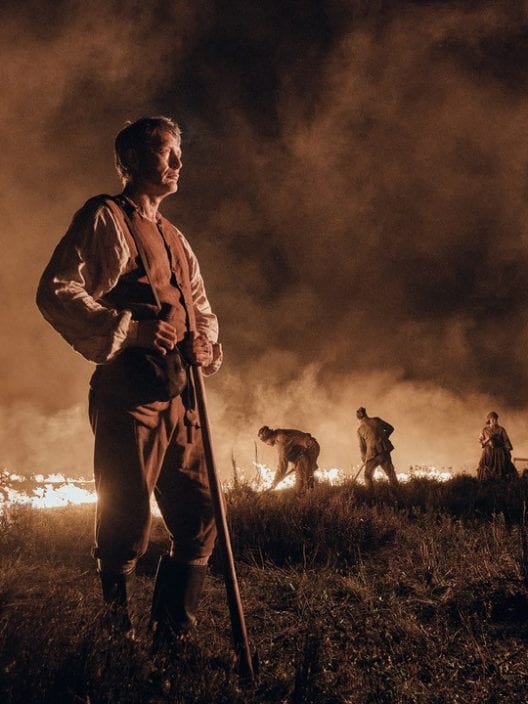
[117, 343, 187, 404]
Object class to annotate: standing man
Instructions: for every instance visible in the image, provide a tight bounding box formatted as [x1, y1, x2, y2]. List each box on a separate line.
[257, 426, 320, 494]
[356, 407, 399, 489]
[37, 116, 222, 643]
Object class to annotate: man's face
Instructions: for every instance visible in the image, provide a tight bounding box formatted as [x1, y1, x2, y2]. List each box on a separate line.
[134, 130, 182, 197]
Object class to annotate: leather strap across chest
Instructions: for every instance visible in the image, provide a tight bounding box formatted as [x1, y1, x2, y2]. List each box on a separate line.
[104, 195, 197, 333]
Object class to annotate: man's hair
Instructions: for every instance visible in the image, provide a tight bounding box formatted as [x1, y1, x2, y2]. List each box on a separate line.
[486, 411, 499, 421]
[258, 425, 275, 440]
[356, 407, 367, 419]
[114, 115, 181, 184]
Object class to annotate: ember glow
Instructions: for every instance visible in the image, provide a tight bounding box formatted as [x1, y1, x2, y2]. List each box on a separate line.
[402, 465, 454, 483]
[0, 463, 456, 512]
[232, 462, 454, 491]
[249, 464, 348, 491]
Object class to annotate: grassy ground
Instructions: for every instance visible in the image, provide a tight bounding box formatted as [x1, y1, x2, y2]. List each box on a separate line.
[1, 476, 528, 703]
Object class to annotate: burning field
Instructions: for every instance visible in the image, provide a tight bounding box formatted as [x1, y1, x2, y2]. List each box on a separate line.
[2, 0, 528, 700]
[2, 474, 528, 703]
[0, 464, 455, 512]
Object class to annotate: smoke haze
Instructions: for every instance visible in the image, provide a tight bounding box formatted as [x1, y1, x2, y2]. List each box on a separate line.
[3, 0, 528, 478]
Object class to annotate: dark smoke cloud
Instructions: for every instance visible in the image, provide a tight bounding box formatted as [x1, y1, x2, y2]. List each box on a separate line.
[178, 1, 528, 472]
[3, 1, 528, 478]
[2, 0, 213, 404]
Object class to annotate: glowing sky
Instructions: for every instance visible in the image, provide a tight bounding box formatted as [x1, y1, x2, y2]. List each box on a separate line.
[3, 1, 528, 477]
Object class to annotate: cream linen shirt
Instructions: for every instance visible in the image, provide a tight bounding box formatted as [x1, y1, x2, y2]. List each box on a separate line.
[36, 199, 220, 367]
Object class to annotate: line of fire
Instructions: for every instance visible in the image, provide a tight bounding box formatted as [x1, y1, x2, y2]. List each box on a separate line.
[0, 465, 463, 512]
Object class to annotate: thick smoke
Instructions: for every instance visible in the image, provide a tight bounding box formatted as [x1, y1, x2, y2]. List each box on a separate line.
[2, 0, 213, 406]
[3, 1, 528, 478]
[185, 2, 528, 473]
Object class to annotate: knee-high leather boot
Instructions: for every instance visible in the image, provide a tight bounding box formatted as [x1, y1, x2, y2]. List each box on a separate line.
[151, 555, 207, 644]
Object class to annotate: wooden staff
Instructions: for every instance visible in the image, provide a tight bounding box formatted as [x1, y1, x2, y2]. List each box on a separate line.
[190, 364, 255, 683]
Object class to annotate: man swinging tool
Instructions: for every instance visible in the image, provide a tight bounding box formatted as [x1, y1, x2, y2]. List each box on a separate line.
[356, 407, 399, 489]
[257, 426, 320, 494]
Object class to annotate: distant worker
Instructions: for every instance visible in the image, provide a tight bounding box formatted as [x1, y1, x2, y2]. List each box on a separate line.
[257, 426, 320, 494]
[476, 411, 518, 480]
[356, 407, 399, 489]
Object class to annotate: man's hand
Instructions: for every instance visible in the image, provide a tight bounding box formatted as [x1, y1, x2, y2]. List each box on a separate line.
[136, 320, 177, 355]
[183, 335, 213, 367]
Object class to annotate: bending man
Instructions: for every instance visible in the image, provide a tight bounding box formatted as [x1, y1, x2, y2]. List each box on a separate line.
[258, 426, 320, 494]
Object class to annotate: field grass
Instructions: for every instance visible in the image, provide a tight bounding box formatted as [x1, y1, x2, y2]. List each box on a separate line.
[1, 476, 528, 703]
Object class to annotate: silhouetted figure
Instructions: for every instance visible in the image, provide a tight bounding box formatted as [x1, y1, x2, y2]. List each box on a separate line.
[356, 407, 399, 489]
[258, 426, 320, 494]
[476, 411, 518, 480]
[37, 116, 222, 645]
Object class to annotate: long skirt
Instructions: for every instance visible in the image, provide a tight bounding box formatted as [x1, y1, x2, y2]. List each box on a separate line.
[477, 446, 517, 480]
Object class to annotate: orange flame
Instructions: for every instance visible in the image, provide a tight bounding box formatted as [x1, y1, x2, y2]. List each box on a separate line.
[1, 463, 454, 511]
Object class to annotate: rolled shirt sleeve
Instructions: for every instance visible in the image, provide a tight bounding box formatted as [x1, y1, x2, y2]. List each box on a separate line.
[177, 231, 223, 375]
[37, 198, 222, 372]
[36, 200, 134, 363]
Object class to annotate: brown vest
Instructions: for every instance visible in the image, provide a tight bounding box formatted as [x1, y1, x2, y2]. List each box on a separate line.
[89, 195, 198, 412]
[100, 194, 196, 340]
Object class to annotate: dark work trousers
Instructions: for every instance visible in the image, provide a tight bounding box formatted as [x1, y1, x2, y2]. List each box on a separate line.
[88, 392, 217, 575]
[364, 452, 398, 487]
[294, 442, 320, 493]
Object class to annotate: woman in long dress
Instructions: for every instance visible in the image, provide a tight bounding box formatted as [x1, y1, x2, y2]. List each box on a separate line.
[477, 411, 518, 480]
